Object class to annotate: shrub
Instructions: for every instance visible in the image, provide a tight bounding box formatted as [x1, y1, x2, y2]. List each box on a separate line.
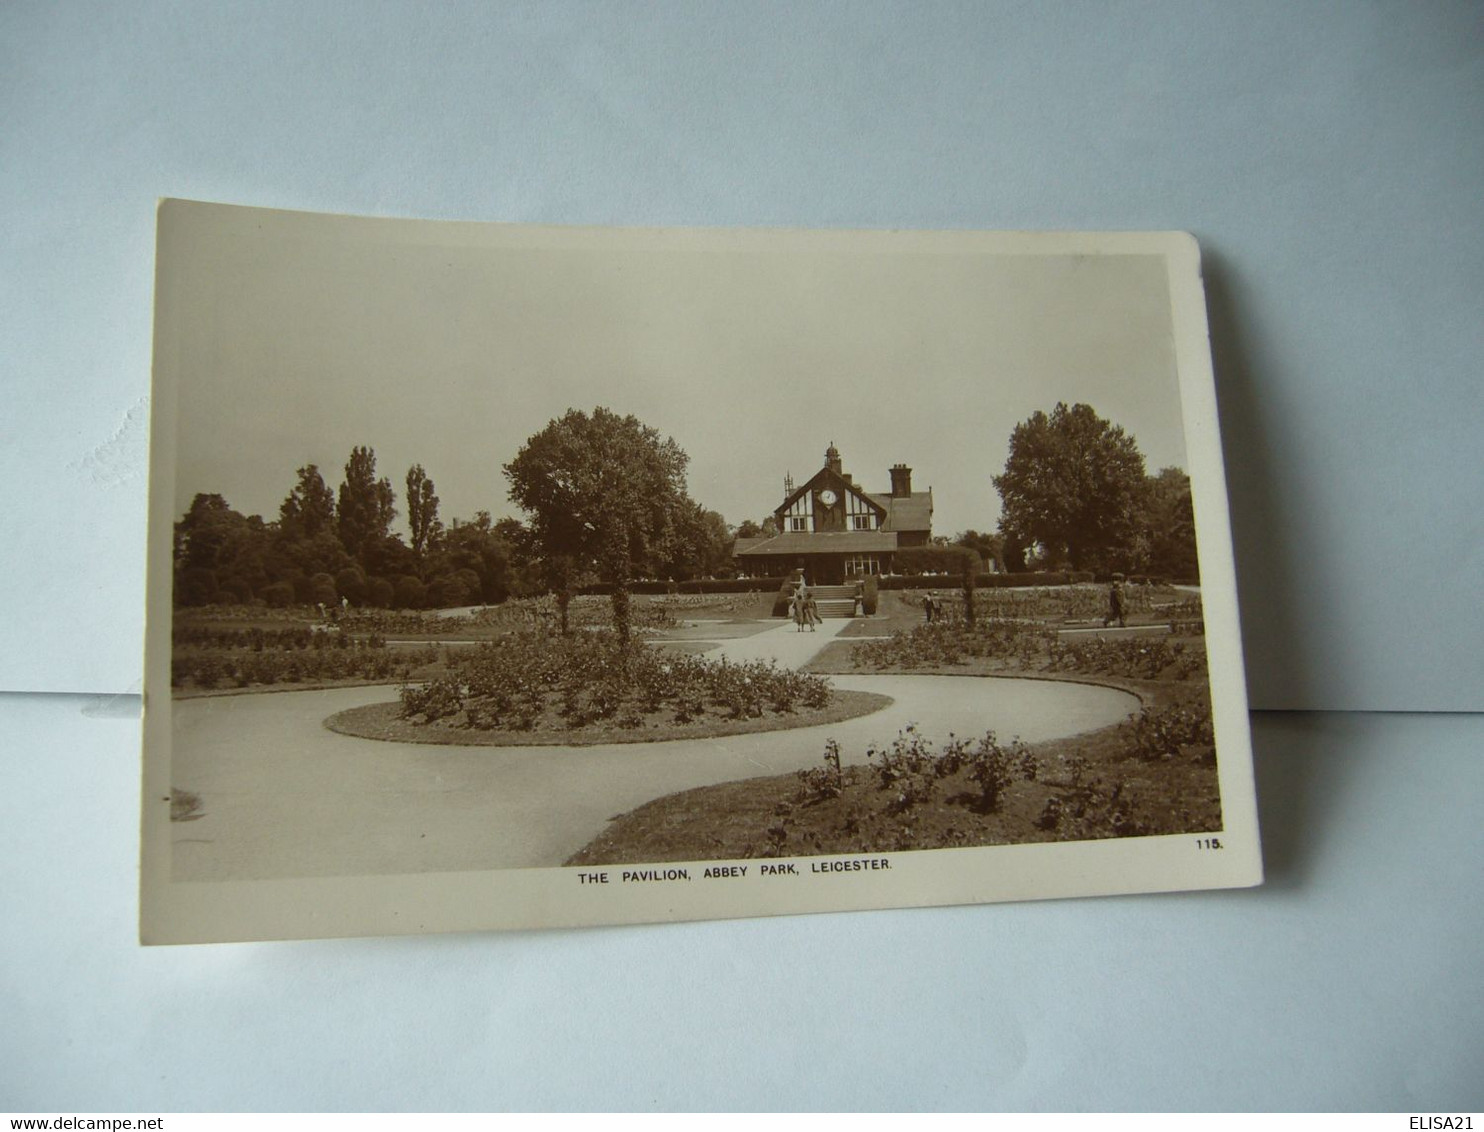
[796, 739, 844, 802]
[335, 567, 368, 607]
[191, 655, 226, 689]
[580, 577, 783, 596]
[861, 575, 879, 615]
[1126, 700, 1215, 761]
[427, 572, 471, 609]
[393, 575, 426, 610]
[962, 732, 1036, 812]
[400, 678, 464, 722]
[176, 567, 219, 607]
[308, 572, 338, 607]
[853, 614, 1058, 671]
[365, 576, 394, 608]
[856, 726, 1037, 814]
[260, 581, 295, 608]
[1037, 756, 1153, 839]
[455, 568, 484, 601]
[881, 571, 1082, 591]
[892, 546, 982, 577]
[400, 629, 834, 733]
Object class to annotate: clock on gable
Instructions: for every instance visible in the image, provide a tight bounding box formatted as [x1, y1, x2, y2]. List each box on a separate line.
[817, 489, 838, 506]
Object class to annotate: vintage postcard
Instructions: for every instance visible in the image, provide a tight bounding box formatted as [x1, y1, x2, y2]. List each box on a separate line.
[141, 201, 1261, 943]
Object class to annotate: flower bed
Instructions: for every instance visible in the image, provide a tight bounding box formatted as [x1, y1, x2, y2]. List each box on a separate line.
[850, 599, 1207, 682]
[568, 688, 1221, 864]
[171, 642, 441, 691]
[851, 617, 1059, 671]
[398, 628, 833, 733]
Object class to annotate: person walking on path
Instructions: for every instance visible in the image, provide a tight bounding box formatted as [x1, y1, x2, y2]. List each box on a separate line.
[792, 586, 809, 632]
[1104, 575, 1128, 629]
[805, 588, 821, 631]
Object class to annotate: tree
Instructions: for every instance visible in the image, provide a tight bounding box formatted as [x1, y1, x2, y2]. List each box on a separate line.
[337, 446, 396, 560]
[335, 566, 368, 607]
[392, 575, 426, 610]
[278, 465, 336, 540]
[992, 403, 1148, 573]
[437, 511, 519, 604]
[405, 464, 443, 555]
[660, 504, 734, 580]
[1140, 467, 1200, 581]
[491, 516, 544, 596]
[954, 530, 1004, 573]
[173, 493, 271, 605]
[505, 407, 694, 647]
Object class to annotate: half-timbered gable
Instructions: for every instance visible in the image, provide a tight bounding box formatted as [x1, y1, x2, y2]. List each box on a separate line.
[737, 444, 933, 584]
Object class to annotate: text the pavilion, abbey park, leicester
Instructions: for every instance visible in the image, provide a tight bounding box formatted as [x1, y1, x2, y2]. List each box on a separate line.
[735, 444, 933, 586]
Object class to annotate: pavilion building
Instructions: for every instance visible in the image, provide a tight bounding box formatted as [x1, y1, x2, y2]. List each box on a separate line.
[734, 444, 933, 585]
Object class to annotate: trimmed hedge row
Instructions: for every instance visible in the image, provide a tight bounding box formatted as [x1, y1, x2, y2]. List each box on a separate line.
[892, 546, 983, 576]
[577, 571, 1100, 597]
[881, 571, 1094, 590]
[577, 578, 782, 596]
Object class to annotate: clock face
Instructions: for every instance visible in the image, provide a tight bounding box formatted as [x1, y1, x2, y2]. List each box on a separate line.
[818, 489, 838, 506]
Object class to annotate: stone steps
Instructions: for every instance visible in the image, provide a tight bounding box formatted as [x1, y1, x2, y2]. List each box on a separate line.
[776, 582, 860, 618]
[806, 585, 858, 600]
[814, 598, 857, 618]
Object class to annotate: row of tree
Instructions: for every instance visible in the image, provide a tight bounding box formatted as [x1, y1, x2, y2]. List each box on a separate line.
[174, 402, 1199, 636]
[173, 431, 741, 619]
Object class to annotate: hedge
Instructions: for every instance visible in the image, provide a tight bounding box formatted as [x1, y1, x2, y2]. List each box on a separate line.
[892, 546, 984, 576]
[880, 571, 1093, 590]
[577, 578, 782, 597]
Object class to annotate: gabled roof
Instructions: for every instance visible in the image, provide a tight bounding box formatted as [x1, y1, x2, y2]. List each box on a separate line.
[775, 467, 886, 519]
[866, 489, 934, 532]
[736, 531, 899, 556]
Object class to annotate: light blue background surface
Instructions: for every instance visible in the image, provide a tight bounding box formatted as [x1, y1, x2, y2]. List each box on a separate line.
[3, 2, 1482, 1112]
[2, 1, 1482, 708]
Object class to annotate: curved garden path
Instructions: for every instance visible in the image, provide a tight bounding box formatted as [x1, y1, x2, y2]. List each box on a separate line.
[170, 619, 1138, 881]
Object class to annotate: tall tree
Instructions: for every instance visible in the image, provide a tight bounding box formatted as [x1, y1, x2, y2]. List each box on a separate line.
[954, 529, 1004, 573]
[992, 402, 1148, 572]
[1140, 467, 1200, 581]
[405, 464, 443, 555]
[173, 493, 271, 605]
[278, 464, 336, 540]
[337, 446, 396, 561]
[436, 509, 521, 604]
[504, 407, 693, 646]
[660, 504, 734, 580]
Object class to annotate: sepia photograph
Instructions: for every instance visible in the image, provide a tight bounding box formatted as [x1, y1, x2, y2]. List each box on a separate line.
[141, 202, 1260, 942]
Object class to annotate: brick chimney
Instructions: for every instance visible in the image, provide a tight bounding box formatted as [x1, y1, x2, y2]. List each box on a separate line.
[890, 463, 913, 497]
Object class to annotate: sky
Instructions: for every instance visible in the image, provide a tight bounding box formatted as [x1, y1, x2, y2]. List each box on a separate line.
[163, 203, 1188, 540]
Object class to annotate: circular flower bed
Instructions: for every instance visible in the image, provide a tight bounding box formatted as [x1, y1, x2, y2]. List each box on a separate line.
[325, 628, 892, 746]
